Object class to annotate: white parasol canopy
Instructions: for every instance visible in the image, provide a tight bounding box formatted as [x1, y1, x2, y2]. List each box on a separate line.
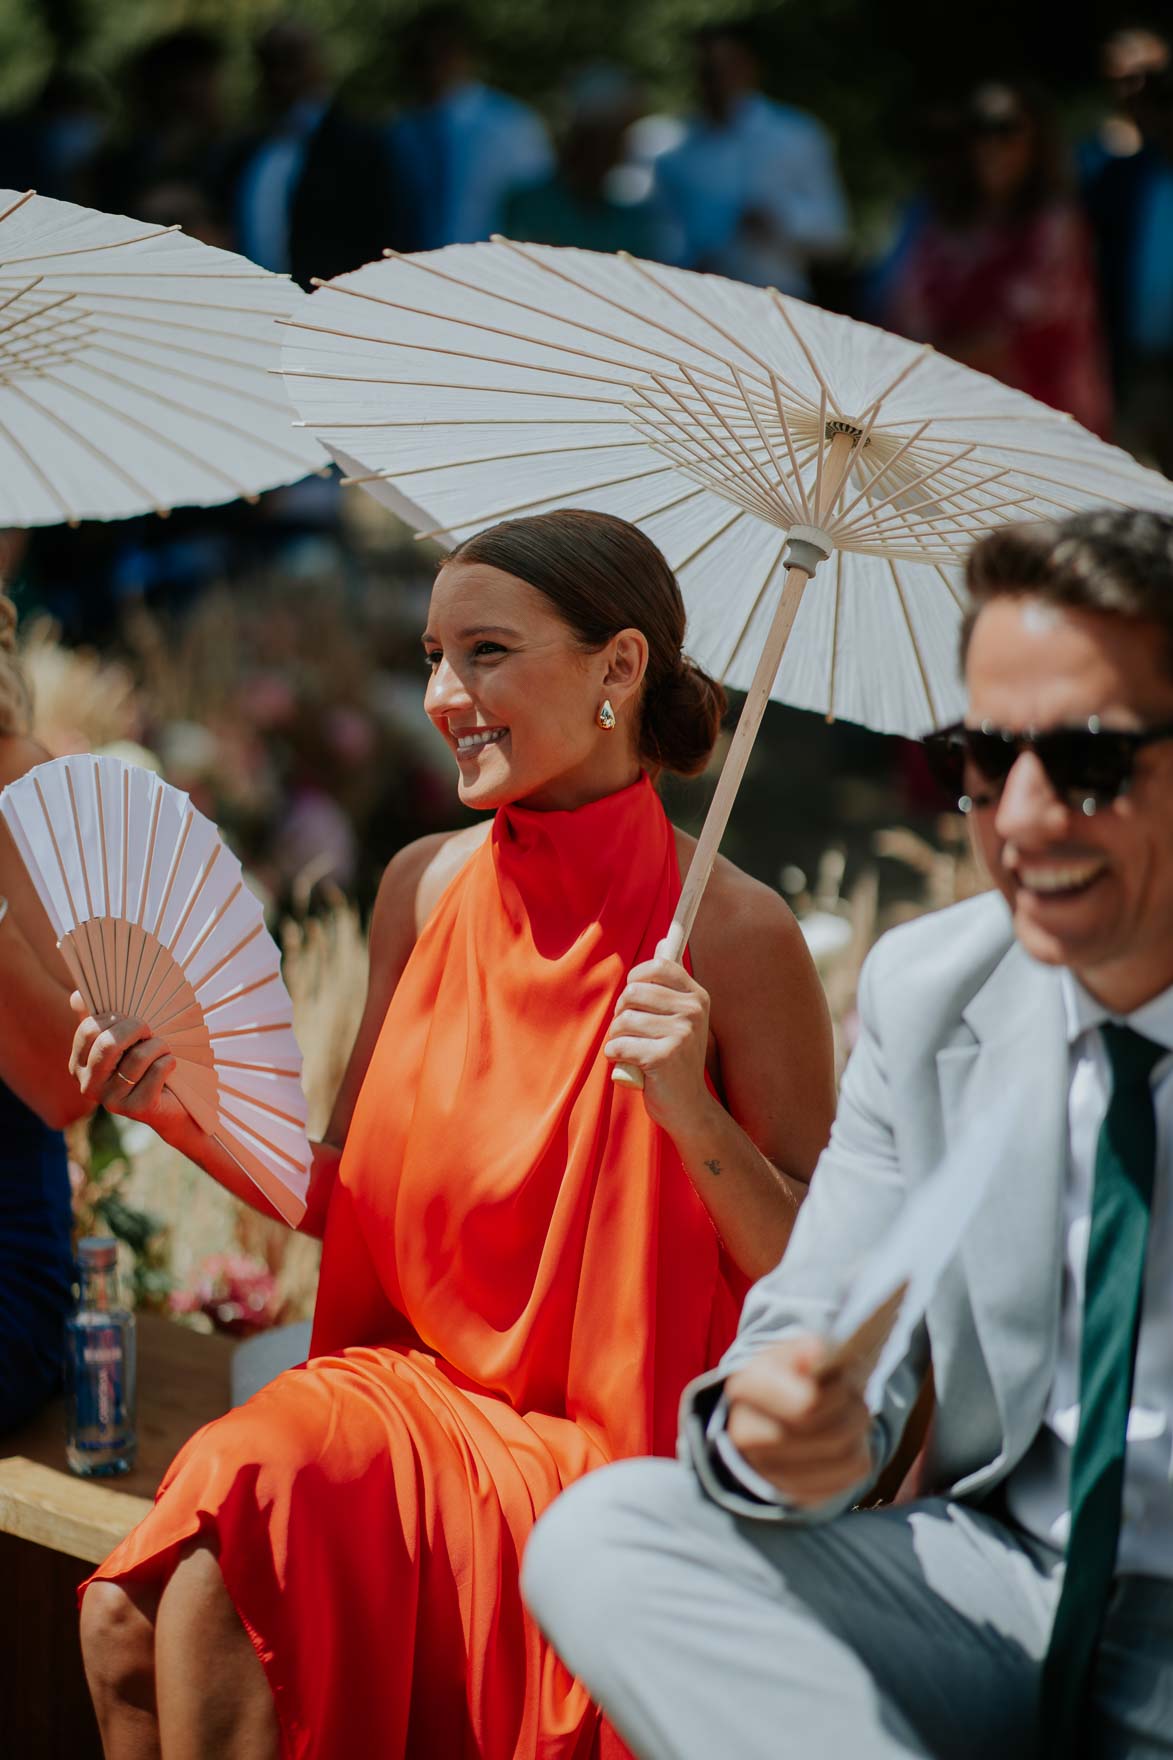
[281, 241, 1173, 738]
[280, 242, 1173, 1080]
[0, 188, 326, 526]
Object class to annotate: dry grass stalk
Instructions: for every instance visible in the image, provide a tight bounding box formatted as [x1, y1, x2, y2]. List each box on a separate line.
[20, 618, 138, 755]
[803, 819, 990, 1073]
[122, 595, 240, 728]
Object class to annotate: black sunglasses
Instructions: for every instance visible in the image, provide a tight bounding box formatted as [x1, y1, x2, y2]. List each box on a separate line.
[921, 717, 1173, 815]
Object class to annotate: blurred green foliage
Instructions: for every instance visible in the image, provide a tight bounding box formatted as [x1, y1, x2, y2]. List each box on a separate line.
[78, 1110, 173, 1308]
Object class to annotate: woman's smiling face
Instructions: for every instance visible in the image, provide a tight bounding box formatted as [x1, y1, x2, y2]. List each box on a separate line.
[423, 559, 644, 812]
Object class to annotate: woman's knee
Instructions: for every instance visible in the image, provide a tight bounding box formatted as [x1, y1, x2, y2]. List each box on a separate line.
[80, 1580, 156, 1700]
[158, 1540, 239, 1642]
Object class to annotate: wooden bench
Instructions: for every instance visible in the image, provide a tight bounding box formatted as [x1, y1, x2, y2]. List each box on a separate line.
[0, 1313, 234, 1757]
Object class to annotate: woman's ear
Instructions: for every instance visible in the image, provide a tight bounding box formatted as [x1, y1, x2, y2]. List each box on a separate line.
[603, 630, 649, 707]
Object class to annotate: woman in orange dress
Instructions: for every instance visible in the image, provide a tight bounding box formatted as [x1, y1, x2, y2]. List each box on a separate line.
[73, 509, 836, 1760]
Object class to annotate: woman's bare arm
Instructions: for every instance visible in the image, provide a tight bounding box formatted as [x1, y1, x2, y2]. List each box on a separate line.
[607, 845, 836, 1282]
[0, 736, 97, 1128]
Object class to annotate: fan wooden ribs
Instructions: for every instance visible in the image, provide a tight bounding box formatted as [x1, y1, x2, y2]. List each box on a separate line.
[0, 753, 310, 1226]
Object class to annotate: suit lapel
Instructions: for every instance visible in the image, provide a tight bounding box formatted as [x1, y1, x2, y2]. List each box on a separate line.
[936, 941, 1069, 1460]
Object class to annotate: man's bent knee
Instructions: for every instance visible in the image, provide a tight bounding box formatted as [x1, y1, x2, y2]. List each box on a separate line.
[524, 1458, 694, 1659]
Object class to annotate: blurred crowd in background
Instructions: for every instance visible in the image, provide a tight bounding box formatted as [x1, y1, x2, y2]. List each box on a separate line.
[5, 6, 1173, 920]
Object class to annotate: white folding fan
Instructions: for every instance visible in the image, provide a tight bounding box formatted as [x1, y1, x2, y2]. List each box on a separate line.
[0, 754, 311, 1226]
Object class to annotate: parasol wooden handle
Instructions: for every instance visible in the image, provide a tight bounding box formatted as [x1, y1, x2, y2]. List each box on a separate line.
[612, 558, 818, 1090]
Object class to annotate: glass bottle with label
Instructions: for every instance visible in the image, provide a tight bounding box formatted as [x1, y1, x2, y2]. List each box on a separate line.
[65, 1235, 137, 1477]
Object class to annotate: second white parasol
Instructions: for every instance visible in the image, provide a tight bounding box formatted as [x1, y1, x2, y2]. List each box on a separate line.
[0, 187, 326, 525]
[280, 241, 1173, 1081]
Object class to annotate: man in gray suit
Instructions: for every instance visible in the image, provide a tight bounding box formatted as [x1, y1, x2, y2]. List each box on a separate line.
[523, 508, 1173, 1758]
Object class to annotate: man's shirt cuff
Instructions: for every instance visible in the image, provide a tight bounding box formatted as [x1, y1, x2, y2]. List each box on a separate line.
[707, 1394, 793, 1507]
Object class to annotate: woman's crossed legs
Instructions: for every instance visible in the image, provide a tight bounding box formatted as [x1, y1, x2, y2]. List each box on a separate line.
[81, 1542, 278, 1760]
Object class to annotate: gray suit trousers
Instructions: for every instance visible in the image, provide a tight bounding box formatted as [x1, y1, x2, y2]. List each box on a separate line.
[524, 1458, 1173, 1759]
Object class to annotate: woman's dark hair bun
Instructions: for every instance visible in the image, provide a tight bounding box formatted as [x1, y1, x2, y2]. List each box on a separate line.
[641, 656, 726, 778]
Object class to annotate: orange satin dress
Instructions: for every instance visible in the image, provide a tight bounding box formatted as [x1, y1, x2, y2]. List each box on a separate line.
[82, 776, 747, 1759]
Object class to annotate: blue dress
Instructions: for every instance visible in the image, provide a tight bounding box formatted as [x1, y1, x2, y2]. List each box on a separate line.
[0, 1076, 73, 1432]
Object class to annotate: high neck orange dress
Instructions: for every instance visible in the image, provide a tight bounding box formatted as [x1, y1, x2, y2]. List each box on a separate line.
[82, 777, 747, 1758]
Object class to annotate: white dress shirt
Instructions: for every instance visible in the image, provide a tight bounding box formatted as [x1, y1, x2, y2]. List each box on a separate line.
[714, 970, 1173, 1569]
[1004, 971, 1173, 1576]
[652, 94, 848, 295]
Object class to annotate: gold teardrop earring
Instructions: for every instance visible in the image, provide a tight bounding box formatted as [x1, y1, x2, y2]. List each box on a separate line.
[596, 699, 616, 731]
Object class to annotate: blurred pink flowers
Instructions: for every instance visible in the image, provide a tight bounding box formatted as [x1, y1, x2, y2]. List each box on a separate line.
[170, 1251, 284, 1337]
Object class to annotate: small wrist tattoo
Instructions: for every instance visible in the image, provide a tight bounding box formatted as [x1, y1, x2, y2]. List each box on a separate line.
[704, 1157, 722, 1177]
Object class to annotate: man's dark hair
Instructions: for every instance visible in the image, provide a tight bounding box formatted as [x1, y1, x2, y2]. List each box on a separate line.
[962, 508, 1173, 679]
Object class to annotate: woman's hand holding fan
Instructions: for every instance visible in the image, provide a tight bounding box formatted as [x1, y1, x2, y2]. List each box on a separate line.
[68, 998, 181, 1126]
[0, 753, 312, 1227]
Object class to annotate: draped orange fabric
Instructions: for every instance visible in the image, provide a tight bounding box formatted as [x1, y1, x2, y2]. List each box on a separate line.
[82, 777, 746, 1758]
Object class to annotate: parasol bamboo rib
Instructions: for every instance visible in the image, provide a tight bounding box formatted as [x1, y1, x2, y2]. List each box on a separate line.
[934, 565, 967, 611]
[813, 385, 830, 515]
[638, 381, 803, 527]
[676, 363, 801, 521]
[0, 275, 43, 315]
[67, 356, 316, 470]
[304, 274, 722, 392]
[886, 559, 938, 724]
[4, 378, 164, 510]
[0, 411, 76, 521]
[410, 461, 679, 542]
[826, 548, 844, 723]
[720, 522, 796, 679]
[93, 343, 304, 416]
[769, 375, 814, 518]
[492, 236, 786, 389]
[614, 249, 819, 412]
[0, 190, 35, 227]
[668, 506, 746, 586]
[340, 437, 650, 486]
[731, 364, 792, 500]
[839, 462, 1016, 530]
[832, 422, 933, 525]
[29, 368, 257, 500]
[0, 222, 178, 266]
[373, 244, 807, 410]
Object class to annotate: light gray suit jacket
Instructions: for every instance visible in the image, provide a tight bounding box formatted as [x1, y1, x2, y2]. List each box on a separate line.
[682, 889, 1075, 1523]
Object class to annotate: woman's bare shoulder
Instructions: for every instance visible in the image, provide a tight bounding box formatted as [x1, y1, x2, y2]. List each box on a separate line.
[412, 822, 493, 931]
[373, 821, 493, 952]
[673, 826, 806, 977]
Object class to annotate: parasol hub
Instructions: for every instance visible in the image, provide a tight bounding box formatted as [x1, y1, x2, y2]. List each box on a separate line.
[824, 418, 871, 447]
[784, 524, 833, 574]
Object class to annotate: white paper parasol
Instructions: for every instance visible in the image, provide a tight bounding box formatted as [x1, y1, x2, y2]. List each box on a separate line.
[280, 242, 1173, 1078]
[0, 188, 326, 526]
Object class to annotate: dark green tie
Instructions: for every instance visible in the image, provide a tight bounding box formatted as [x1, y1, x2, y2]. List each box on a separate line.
[1037, 1022, 1164, 1756]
